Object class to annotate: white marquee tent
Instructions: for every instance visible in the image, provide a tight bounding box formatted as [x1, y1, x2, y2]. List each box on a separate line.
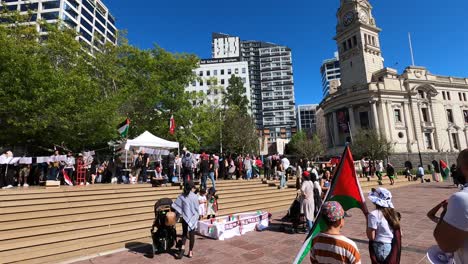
[124, 131, 179, 151]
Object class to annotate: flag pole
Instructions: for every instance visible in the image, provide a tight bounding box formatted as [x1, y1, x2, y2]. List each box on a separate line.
[408, 32, 415, 66]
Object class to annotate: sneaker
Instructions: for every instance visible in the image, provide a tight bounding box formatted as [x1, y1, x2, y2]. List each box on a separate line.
[2, 185, 13, 189]
[23, 183, 29, 187]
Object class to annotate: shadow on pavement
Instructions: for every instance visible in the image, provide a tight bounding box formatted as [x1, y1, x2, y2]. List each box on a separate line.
[125, 242, 154, 259]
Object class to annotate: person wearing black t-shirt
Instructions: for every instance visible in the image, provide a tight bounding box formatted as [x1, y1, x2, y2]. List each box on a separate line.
[140, 150, 150, 184]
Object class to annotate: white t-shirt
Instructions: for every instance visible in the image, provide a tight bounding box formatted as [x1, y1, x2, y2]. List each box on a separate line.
[442, 187, 468, 264]
[281, 158, 290, 170]
[368, 210, 394, 244]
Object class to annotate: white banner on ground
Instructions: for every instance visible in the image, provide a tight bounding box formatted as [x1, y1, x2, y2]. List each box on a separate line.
[197, 211, 269, 241]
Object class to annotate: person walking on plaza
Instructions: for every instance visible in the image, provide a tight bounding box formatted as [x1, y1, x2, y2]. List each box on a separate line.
[277, 159, 286, 189]
[310, 201, 362, 264]
[208, 154, 216, 191]
[367, 188, 402, 263]
[264, 155, 272, 180]
[244, 155, 253, 180]
[175, 154, 182, 182]
[199, 152, 210, 190]
[386, 163, 395, 186]
[172, 181, 199, 259]
[417, 164, 425, 183]
[213, 154, 219, 181]
[434, 149, 468, 264]
[301, 171, 321, 232]
[181, 149, 193, 184]
[376, 160, 384, 185]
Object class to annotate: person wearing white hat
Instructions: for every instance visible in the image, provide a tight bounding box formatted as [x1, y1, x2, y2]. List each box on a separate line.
[367, 187, 401, 263]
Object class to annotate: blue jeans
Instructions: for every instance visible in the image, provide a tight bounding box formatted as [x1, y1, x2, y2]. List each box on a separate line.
[209, 172, 216, 191]
[372, 242, 392, 261]
[201, 173, 209, 190]
[280, 173, 286, 188]
[246, 169, 252, 179]
[306, 220, 313, 231]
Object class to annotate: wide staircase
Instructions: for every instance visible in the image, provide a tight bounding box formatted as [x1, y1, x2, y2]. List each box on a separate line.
[0, 176, 415, 264]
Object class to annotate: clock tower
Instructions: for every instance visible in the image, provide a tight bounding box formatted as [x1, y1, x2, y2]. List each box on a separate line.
[335, 0, 384, 90]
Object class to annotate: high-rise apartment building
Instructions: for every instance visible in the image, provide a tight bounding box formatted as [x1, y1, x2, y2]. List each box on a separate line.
[297, 104, 318, 134]
[211, 33, 296, 142]
[260, 46, 296, 142]
[320, 52, 341, 97]
[0, 0, 117, 51]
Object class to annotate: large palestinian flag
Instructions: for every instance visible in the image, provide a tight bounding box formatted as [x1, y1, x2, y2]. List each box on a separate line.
[440, 160, 450, 181]
[293, 146, 368, 264]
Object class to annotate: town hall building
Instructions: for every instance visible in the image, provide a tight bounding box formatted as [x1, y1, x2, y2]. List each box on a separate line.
[320, 0, 468, 166]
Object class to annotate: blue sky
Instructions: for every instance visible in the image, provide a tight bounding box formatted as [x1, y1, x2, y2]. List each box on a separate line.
[105, 0, 468, 105]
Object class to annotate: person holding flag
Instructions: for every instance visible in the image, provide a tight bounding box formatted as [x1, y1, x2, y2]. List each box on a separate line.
[294, 145, 368, 264]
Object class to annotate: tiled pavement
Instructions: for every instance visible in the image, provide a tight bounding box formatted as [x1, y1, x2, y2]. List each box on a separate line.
[71, 182, 458, 264]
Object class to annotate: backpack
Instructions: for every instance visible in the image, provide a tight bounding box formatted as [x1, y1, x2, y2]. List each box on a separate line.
[182, 154, 192, 169]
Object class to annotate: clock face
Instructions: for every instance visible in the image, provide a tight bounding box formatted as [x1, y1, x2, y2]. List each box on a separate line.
[359, 10, 369, 24]
[343, 11, 355, 26]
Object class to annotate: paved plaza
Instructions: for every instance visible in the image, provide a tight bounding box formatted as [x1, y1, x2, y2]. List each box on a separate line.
[72, 182, 457, 264]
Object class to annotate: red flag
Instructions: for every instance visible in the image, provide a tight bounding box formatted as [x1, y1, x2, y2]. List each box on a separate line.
[169, 115, 176, 135]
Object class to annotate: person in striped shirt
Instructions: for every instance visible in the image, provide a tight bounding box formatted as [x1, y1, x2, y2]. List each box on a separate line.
[310, 201, 361, 264]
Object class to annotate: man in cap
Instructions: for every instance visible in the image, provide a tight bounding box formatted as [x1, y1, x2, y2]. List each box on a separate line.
[310, 201, 361, 264]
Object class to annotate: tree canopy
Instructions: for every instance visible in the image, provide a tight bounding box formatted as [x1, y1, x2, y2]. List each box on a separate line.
[287, 131, 324, 161]
[0, 12, 200, 154]
[351, 129, 393, 161]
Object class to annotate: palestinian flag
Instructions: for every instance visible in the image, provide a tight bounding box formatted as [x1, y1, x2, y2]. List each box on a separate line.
[293, 145, 368, 264]
[440, 160, 450, 181]
[117, 118, 130, 138]
[62, 169, 73, 186]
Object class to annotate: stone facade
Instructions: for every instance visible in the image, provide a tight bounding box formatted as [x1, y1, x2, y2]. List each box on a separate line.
[320, 0, 468, 161]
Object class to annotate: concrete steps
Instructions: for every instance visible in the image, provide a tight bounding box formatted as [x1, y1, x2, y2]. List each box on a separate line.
[0, 176, 416, 264]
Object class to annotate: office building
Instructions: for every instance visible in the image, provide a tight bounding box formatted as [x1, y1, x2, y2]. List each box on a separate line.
[186, 58, 251, 108]
[211, 33, 296, 141]
[320, 0, 468, 167]
[297, 104, 318, 134]
[0, 0, 117, 52]
[320, 52, 341, 97]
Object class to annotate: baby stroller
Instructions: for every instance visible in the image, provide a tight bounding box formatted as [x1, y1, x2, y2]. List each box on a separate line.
[151, 198, 177, 255]
[280, 193, 306, 233]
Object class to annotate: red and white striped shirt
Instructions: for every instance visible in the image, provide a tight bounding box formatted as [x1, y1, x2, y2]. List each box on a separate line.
[310, 233, 361, 264]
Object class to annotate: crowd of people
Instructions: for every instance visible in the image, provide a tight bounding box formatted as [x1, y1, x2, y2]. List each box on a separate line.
[308, 151, 468, 264]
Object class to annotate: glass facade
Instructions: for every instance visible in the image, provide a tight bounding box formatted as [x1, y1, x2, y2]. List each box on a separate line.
[0, 0, 118, 50]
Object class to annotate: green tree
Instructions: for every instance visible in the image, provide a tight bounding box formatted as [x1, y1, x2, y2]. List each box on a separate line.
[0, 9, 200, 154]
[223, 75, 249, 114]
[352, 129, 393, 161]
[288, 131, 324, 161]
[222, 106, 258, 154]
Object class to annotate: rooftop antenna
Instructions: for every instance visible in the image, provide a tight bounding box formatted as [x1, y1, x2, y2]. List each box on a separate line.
[408, 32, 415, 66]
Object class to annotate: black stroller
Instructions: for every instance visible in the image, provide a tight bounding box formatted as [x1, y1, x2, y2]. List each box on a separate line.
[280, 193, 306, 233]
[151, 198, 177, 255]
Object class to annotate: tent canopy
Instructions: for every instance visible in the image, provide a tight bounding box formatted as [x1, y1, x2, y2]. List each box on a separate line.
[124, 131, 179, 151]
